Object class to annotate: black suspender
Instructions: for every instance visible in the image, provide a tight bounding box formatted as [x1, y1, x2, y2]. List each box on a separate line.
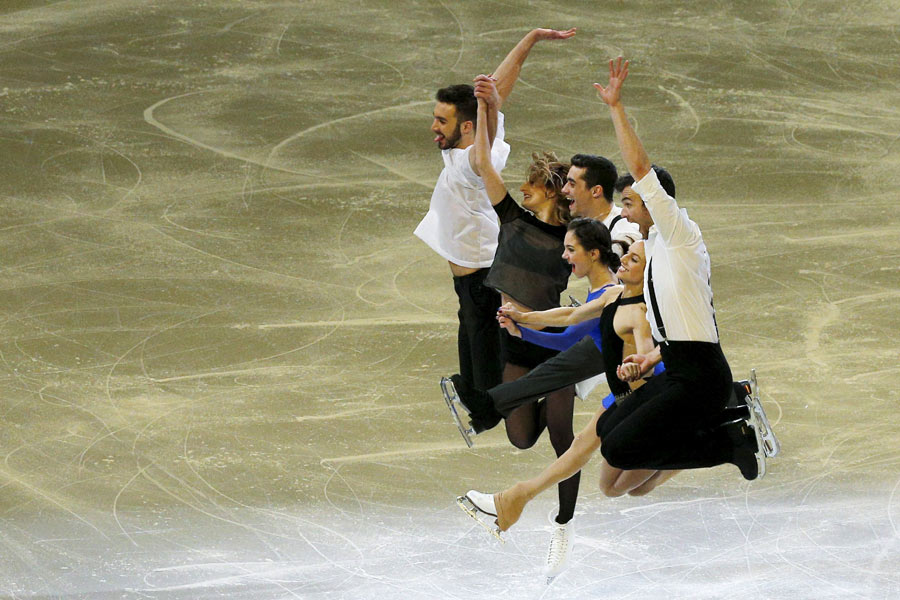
[607, 214, 623, 234]
[646, 258, 667, 343]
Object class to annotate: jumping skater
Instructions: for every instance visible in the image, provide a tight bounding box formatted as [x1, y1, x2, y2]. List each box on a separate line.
[439, 75, 583, 579]
[414, 28, 577, 433]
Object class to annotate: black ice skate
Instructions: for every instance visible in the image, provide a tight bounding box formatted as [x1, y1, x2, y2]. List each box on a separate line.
[440, 376, 475, 448]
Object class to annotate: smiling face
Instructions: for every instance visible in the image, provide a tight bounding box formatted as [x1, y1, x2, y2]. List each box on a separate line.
[616, 240, 646, 287]
[431, 102, 463, 150]
[561, 165, 607, 218]
[561, 166, 592, 217]
[562, 230, 598, 279]
[619, 185, 653, 239]
[519, 180, 551, 214]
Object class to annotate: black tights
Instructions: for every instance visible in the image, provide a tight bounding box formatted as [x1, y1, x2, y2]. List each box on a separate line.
[502, 362, 579, 524]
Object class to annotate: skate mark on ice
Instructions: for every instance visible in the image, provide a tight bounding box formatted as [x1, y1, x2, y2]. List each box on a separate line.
[320, 440, 511, 466]
[264, 99, 432, 167]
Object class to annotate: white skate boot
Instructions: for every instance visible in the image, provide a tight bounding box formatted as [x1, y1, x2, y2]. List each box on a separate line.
[456, 490, 504, 543]
[544, 511, 573, 584]
[441, 377, 475, 448]
[739, 369, 780, 457]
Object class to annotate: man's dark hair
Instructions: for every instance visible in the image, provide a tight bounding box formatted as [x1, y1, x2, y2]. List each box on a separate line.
[435, 84, 477, 126]
[614, 165, 676, 198]
[570, 154, 617, 203]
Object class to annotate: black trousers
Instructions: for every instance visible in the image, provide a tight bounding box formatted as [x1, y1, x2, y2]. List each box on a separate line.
[490, 336, 602, 418]
[596, 340, 734, 471]
[453, 269, 502, 416]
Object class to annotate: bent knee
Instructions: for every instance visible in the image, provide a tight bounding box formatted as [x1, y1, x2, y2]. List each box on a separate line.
[506, 434, 537, 450]
[598, 481, 628, 498]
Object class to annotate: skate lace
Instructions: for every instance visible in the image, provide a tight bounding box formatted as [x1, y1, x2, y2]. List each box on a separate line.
[546, 523, 569, 566]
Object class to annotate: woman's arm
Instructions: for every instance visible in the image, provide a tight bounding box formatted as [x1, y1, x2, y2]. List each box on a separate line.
[519, 318, 598, 352]
[471, 77, 507, 205]
[498, 286, 622, 327]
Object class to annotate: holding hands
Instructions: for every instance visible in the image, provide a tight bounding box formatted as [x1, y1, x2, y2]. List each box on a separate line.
[497, 302, 523, 338]
[617, 353, 651, 382]
[473, 74, 500, 108]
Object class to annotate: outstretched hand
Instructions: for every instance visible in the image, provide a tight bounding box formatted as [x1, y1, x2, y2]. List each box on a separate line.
[532, 27, 577, 41]
[593, 56, 629, 107]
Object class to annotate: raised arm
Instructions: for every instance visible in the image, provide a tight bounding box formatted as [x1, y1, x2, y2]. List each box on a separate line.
[470, 75, 507, 204]
[493, 28, 577, 105]
[594, 57, 651, 181]
[596, 58, 695, 245]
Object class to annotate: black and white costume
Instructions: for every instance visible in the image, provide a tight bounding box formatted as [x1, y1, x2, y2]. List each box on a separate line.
[595, 169, 735, 471]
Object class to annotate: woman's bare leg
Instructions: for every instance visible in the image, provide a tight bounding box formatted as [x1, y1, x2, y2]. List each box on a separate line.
[597, 464, 681, 497]
[627, 469, 680, 496]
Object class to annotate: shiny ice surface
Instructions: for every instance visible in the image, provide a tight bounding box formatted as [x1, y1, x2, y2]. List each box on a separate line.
[1, 1, 898, 598]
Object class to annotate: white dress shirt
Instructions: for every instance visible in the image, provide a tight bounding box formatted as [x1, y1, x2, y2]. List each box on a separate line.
[632, 169, 719, 344]
[414, 112, 511, 269]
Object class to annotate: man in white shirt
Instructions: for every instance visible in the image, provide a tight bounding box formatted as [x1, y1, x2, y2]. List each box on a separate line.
[414, 28, 576, 431]
[592, 57, 779, 480]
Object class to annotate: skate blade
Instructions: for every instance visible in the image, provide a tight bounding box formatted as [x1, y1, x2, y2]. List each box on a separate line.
[747, 419, 767, 479]
[441, 378, 474, 448]
[748, 370, 780, 457]
[456, 495, 505, 543]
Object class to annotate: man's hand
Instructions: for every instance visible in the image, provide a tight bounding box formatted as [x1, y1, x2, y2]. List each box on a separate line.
[497, 315, 522, 338]
[617, 353, 651, 382]
[593, 56, 629, 107]
[531, 27, 577, 42]
[473, 74, 500, 108]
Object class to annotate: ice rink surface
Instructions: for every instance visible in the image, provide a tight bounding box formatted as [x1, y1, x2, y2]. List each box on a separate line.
[1, 1, 898, 598]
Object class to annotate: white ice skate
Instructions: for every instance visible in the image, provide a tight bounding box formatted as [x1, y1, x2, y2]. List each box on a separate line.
[456, 490, 505, 543]
[544, 512, 573, 584]
[441, 377, 475, 448]
[742, 369, 780, 458]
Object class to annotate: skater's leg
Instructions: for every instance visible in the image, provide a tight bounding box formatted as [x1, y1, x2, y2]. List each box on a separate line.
[464, 272, 502, 393]
[502, 361, 546, 449]
[491, 337, 603, 418]
[597, 374, 734, 472]
[626, 469, 680, 496]
[495, 408, 604, 531]
[597, 462, 660, 498]
[544, 385, 578, 524]
[504, 400, 545, 449]
[452, 271, 502, 427]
